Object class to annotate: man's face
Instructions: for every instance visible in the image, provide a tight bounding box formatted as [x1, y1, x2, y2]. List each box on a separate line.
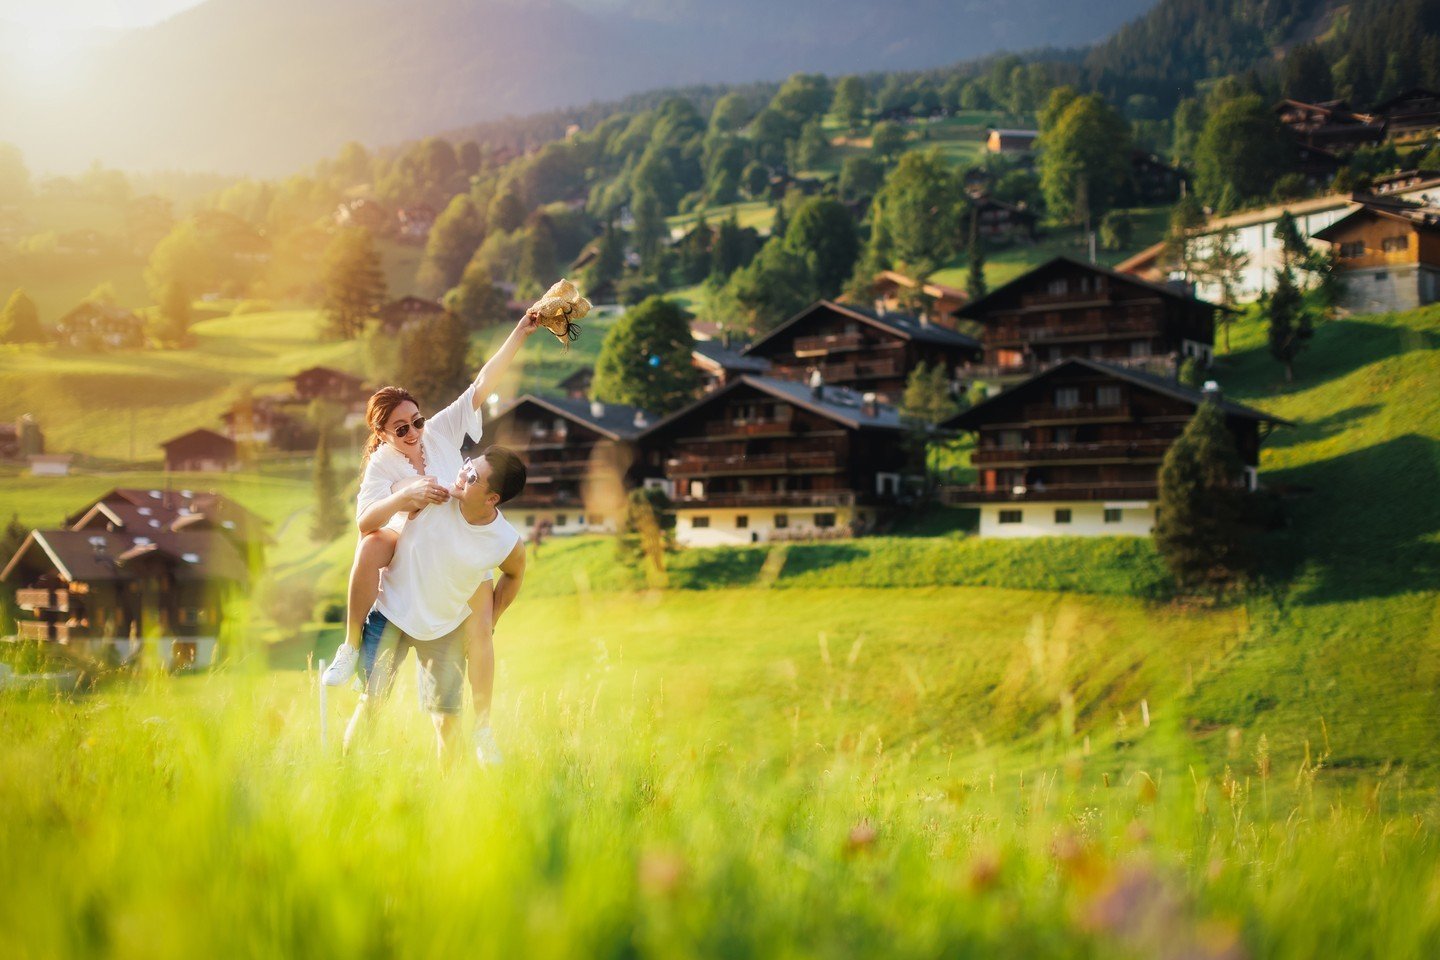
[455, 456, 499, 510]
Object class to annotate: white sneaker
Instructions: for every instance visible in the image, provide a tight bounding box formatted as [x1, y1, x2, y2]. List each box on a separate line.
[322, 642, 360, 687]
[474, 726, 504, 766]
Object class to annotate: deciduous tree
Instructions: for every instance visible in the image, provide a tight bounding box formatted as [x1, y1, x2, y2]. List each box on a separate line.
[592, 297, 700, 414]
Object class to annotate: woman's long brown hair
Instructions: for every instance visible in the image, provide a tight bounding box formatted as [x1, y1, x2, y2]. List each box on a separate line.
[361, 386, 418, 475]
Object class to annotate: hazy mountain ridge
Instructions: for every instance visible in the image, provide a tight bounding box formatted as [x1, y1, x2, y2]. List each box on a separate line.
[0, 0, 1155, 175]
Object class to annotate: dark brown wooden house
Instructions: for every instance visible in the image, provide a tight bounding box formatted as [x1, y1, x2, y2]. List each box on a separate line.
[953, 257, 1219, 384]
[556, 367, 595, 399]
[941, 358, 1290, 537]
[692, 340, 770, 393]
[471, 394, 654, 536]
[1370, 88, 1440, 143]
[742, 300, 981, 404]
[1129, 151, 1188, 204]
[971, 196, 1039, 244]
[161, 429, 238, 473]
[2, 488, 262, 669]
[377, 296, 446, 334]
[55, 302, 145, 350]
[1273, 99, 1385, 152]
[867, 271, 969, 327]
[639, 376, 914, 545]
[291, 365, 368, 403]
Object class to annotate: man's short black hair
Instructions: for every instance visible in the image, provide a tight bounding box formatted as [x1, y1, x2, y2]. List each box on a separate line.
[482, 445, 527, 504]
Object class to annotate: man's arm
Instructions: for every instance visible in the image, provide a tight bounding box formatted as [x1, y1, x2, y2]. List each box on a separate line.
[490, 539, 527, 627]
[470, 313, 540, 410]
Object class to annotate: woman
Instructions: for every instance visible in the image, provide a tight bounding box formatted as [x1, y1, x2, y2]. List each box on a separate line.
[321, 310, 539, 749]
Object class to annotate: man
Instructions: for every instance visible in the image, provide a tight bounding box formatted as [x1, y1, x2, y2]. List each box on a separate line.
[344, 446, 528, 765]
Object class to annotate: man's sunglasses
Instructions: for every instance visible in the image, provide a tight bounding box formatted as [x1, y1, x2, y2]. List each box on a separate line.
[391, 415, 426, 438]
[461, 458, 479, 485]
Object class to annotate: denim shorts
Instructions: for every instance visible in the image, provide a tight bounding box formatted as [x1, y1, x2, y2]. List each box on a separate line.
[360, 607, 467, 714]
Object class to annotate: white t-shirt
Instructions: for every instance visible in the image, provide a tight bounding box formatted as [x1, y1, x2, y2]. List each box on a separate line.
[375, 502, 520, 641]
[356, 383, 485, 532]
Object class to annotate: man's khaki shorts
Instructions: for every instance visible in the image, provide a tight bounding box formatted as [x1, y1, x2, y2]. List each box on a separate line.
[360, 608, 467, 714]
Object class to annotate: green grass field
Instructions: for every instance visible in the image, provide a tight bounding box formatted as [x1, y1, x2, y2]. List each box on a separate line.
[2, 294, 1439, 956]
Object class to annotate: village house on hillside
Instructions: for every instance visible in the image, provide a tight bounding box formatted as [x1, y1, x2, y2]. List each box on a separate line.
[954, 257, 1219, 384]
[55, 301, 145, 350]
[396, 204, 437, 243]
[742, 300, 982, 404]
[220, 395, 298, 447]
[942, 358, 1290, 537]
[2, 488, 265, 670]
[1129, 151, 1189, 205]
[1369, 88, 1440, 143]
[692, 340, 770, 394]
[556, 367, 594, 399]
[640, 376, 915, 547]
[868, 270, 970, 327]
[378, 295, 447, 334]
[1312, 201, 1440, 313]
[161, 428, 238, 473]
[0, 415, 43, 461]
[986, 129, 1039, 156]
[471, 394, 652, 536]
[1274, 99, 1386, 152]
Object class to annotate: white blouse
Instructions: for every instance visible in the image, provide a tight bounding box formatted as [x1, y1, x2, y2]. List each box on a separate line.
[355, 383, 484, 531]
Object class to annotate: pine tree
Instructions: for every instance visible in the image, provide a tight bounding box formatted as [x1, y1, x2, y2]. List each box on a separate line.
[310, 428, 346, 542]
[322, 228, 387, 339]
[1194, 227, 1248, 351]
[400, 310, 472, 409]
[900, 362, 959, 500]
[0, 289, 43, 343]
[1267, 267, 1312, 383]
[586, 220, 627, 299]
[966, 206, 987, 302]
[443, 262, 509, 332]
[1154, 399, 1252, 592]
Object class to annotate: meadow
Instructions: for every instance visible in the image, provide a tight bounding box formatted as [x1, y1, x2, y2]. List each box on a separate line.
[2, 287, 1439, 957]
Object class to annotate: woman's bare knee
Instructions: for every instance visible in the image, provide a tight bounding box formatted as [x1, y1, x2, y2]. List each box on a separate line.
[356, 527, 398, 565]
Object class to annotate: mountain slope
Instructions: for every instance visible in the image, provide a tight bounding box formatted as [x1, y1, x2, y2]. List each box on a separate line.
[0, 0, 1155, 175]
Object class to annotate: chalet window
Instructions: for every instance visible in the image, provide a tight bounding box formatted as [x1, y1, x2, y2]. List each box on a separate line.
[524, 516, 536, 527]
[1340, 241, 1364, 258]
[1104, 508, 1123, 523]
[1374, 272, 1388, 281]
[555, 514, 567, 526]
[999, 430, 1024, 449]
[1046, 279, 1068, 295]
[736, 515, 749, 529]
[1055, 387, 1080, 409]
[692, 516, 710, 529]
[1054, 509, 1072, 524]
[774, 513, 789, 529]
[1097, 385, 1122, 407]
[998, 509, 1023, 524]
[814, 513, 836, 528]
[1382, 235, 1408, 253]
[1129, 340, 1151, 358]
[1054, 427, 1076, 445]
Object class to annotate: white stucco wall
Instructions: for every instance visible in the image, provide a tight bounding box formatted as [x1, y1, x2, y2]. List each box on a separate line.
[976, 501, 1157, 538]
[674, 506, 858, 547]
[512, 508, 619, 538]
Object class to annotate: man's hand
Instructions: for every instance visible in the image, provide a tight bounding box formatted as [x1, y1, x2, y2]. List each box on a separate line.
[396, 475, 450, 511]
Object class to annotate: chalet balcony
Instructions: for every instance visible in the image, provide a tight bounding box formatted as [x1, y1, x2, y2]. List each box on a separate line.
[524, 459, 596, 478]
[16, 621, 93, 643]
[508, 490, 584, 507]
[702, 419, 795, 437]
[517, 429, 570, 447]
[1022, 402, 1132, 423]
[971, 440, 1175, 466]
[963, 354, 1177, 381]
[942, 482, 1159, 504]
[1017, 290, 1113, 308]
[988, 317, 1159, 345]
[792, 332, 901, 356]
[16, 588, 69, 612]
[677, 490, 859, 508]
[820, 357, 906, 380]
[665, 451, 841, 476]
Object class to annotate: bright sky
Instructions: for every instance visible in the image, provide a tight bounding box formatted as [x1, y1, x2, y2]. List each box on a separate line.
[0, 0, 204, 30]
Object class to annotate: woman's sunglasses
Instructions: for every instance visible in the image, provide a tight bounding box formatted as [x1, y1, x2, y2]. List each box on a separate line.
[391, 415, 426, 438]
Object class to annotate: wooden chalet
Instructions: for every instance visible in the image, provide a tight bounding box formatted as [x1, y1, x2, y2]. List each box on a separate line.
[639, 376, 915, 546]
[941, 358, 1290, 537]
[2, 488, 264, 669]
[1312, 202, 1440, 314]
[1273, 99, 1385, 152]
[55, 301, 145, 350]
[741, 300, 982, 404]
[378, 296, 446, 334]
[396, 204, 437, 243]
[334, 198, 391, 233]
[867, 271, 970, 327]
[986, 129, 1038, 156]
[692, 339, 770, 393]
[161, 428, 238, 473]
[1368, 169, 1440, 198]
[0, 415, 42, 461]
[1129, 151, 1188, 204]
[471, 394, 653, 536]
[1114, 241, 1170, 284]
[220, 396, 302, 448]
[971, 196, 1039, 244]
[556, 367, 594, 399]
[1369, 88, 1440, 143]
[953, 257, 1219, 384]
[291, 365, 368, 404]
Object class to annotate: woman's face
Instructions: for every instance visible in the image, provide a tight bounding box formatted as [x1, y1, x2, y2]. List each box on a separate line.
[381, 400, 424, 453]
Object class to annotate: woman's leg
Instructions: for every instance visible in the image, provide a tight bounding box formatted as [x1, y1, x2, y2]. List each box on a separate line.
[344, 528, 398, 649]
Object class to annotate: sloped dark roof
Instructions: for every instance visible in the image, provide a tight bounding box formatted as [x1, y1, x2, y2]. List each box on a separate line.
[944, 358, 1293, 430]
[160, 428, 237, 453]
[954, 256, 1225, 320]
[556, 367, 594, 389]
[1, 528, 250, 584]
[490, 394, 655, 441]
[743, 299, 981, 356]
[641, 374, 906, 437]
[66, 488, 269, 538]
[1312, 203, 1440, 240]
[692, 340, 771, 373]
